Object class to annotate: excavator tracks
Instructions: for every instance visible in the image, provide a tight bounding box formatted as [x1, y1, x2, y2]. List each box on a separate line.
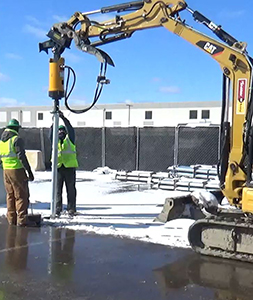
[188, 214, 253, 263]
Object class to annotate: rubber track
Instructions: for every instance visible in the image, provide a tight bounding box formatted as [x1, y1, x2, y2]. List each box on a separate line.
[188, 216, 253, 263]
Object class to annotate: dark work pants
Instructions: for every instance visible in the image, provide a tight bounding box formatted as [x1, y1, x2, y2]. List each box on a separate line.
[56, 166, 76, 213]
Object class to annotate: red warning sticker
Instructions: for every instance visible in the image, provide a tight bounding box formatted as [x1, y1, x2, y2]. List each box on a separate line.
[236, 78, 247, 114]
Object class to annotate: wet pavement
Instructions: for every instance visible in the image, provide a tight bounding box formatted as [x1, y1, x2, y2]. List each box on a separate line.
[107, 183, 152, 194]
[0, 218, 253, 300]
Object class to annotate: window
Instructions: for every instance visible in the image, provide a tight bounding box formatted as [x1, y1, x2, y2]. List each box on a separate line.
[189, 110, 197, 119]
[145, 111, 152, 120]
[201, 110, 210, 119]
[0, 112, 7, 122]
[105, 111, 112, 120]
[11, 111, 19, 120]
[113, 121, 121, 126]
[38, 113, 43, 120]
[23, 111, 31, 123]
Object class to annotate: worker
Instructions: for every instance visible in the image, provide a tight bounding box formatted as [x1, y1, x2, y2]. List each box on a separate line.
[0, 119, 35, 226]
[50, 111, 78, 217]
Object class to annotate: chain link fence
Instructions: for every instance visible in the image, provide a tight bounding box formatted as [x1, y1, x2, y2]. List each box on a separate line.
[0, 125, 220, 171]
[75, 128, 102, 171]
[138, 127, 175, 172]
[105, 127, 137, 171]
[176, 126, 219, 166]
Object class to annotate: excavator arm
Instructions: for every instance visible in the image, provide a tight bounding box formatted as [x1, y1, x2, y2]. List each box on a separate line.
[40, 0, 253, 262]
[41, 0, 253, 210]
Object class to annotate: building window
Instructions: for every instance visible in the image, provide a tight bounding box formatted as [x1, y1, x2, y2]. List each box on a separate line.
[11, 111, 19, 120]
[145, 111, 152, 120]
[202, 110, 210, 119]
[38, 113, 43, 120]
[189, 110, 197, 119]
[23, 111, 31, 123]
[0, 112, 7, 122]
[105, 111, 112, 120]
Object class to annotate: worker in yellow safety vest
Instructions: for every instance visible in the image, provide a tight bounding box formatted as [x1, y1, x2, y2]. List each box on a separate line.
[0, 119, 35, 226]
[50, 111, 78, 217]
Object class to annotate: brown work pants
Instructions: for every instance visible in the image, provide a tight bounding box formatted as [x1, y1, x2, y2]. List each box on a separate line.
[3, 169, 29, 225]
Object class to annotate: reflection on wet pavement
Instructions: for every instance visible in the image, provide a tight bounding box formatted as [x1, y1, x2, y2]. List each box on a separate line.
[0, 216, 253, 299]
[154, 253, 253, 300]
[50, 228, 75, 281]
[5, 225, 29, 272]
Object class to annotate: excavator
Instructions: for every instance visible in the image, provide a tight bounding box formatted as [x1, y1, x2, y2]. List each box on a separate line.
[39, 0, 253, 262]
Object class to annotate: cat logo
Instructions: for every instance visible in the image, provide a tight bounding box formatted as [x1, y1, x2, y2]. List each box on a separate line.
[196, 41, 224, 56]
[208, 22, 218, 31]
[204, 42, 217, 54]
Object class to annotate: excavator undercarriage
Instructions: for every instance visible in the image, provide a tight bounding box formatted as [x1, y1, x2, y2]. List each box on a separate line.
[156, 192, 253, 263]
[189, 212, 253, 263]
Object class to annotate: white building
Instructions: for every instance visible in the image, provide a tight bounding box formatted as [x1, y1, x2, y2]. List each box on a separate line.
[0, 101, 226, 128]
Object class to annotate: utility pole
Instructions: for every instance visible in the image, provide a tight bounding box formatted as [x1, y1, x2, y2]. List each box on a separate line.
[126, 103, 132, 126]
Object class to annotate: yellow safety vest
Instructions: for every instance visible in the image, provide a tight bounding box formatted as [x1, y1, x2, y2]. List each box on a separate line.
[0, 130, 23, 170]
[58, 136, 78, 168]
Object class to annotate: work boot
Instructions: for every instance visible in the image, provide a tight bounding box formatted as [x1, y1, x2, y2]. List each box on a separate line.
[55, 211, 61, 218]
[68, 210, 76, 218]
[17, 220, 38, 227]
[8, 221, 17, 226]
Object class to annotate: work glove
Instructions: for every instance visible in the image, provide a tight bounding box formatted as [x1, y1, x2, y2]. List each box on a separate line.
[27, 170, 34, 182]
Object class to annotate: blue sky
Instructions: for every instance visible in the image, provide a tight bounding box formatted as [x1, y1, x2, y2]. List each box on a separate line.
[0, 0, 252, 107]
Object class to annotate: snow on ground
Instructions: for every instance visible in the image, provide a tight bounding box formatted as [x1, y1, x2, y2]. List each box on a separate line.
[0, 168, 196, 248]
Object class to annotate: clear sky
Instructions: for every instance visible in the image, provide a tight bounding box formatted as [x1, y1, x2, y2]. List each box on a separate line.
[0, 0, 252, 108]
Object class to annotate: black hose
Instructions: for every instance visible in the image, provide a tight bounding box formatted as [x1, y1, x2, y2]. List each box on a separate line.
[64, 62, 108, 114]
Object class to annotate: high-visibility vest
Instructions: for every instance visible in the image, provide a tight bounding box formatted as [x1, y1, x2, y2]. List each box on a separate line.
[0, 129, 23, 170]
[58, 135, 78, 168]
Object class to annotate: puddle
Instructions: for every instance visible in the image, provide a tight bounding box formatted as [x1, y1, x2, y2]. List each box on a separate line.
[107, 184, 152, 194]
[76, 178, 95, 182]
[154, 253, 253, 299]
[34, 178, 95, 183]
[34, 179, 51, 183]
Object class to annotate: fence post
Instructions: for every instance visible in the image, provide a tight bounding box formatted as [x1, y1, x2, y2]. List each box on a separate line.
[102, 127, 106, 167]
[40, 128, 46, 166]
[174, 123, 187, 167]
[218, 124, 221, 161]
[135, 127, 140, 170]
[173, 126, 179, 166]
